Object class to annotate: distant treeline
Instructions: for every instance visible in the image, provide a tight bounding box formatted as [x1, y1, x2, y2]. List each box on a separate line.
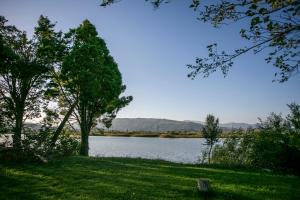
[80, 130, 252, 138]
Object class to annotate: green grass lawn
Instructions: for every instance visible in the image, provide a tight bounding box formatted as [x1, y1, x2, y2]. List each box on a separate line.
[0, 156, 299, 200]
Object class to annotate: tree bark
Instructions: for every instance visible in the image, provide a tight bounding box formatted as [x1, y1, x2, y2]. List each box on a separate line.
[49, 100, 78, 149]
[12, 104, 24, 151]
[208, 144, 213, 164]
[80, 128, 89, 156]
[79, 101, 91, 156]
[13, 113, 23, 150]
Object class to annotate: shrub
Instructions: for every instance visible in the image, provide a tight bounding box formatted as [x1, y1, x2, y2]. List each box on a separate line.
[20, 128, 79, 162]
[251, 128, 300, 174]
[212, 103, 300, 175]
[212, 129, 254, 166]
[51, 130, 80, 157]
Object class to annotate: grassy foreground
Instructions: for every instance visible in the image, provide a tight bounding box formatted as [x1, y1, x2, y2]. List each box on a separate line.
[1, 156, 299, 200]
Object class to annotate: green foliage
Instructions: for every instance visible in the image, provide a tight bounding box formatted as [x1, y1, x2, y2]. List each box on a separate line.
[202, 114, 222, 146]
[1, 15, 131, 159]
[212, 129, 255, 166]
[0, 16, 50, 149]
[251, 106, 300, 173]
[34, 15, 67, 65]
[0, 100, 13, 134]
[287, 103, 300, 129]
[62, 19, 132, 155]
[212, 103, 300, 175]
[52, 130, 80, 156]
[33, 15, 76, 149]
[0, 128, 79, 163]
[22, 128, 79, 160]
[202, 114, 222, 163]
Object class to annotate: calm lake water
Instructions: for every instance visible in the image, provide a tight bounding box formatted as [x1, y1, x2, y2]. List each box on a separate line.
[89, 136, 223, 164]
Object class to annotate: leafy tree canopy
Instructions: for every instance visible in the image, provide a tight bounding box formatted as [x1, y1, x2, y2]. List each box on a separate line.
[0, 16, 50, 148]
[202, 114, 222, 163]
[62, 20, 132, 155]
[202, 114, 222, 146]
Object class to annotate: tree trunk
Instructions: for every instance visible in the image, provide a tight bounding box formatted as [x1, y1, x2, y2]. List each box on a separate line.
[13, 114, 23, 150]
[49, 100, 78, 149]
[208, 144, 213, 164]
[80, 128, 89, 156]
[79, 102, 89, 156]
[13, 106, 24, 150]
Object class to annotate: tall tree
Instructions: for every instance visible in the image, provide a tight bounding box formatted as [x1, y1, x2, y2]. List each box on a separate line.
[101, 0, 300, 82]
[33, 15, 76, 149]
[202, 114, 222, 164]
[0, 16, 49, 149]
[62, 20, 132, 156]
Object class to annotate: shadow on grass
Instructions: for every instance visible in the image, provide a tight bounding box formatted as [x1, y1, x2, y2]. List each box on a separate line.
[1, 156, 300, 200]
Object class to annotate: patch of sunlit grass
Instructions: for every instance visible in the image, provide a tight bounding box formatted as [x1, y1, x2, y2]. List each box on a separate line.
[1, 156, 299, 200]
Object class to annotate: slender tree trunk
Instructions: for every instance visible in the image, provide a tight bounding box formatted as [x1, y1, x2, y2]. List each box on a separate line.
[49, 100, 78, 149]
[208, 144, 213, 164]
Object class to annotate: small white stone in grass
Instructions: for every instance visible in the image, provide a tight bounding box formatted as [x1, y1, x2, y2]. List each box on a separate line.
[197, 178, 211, 192]
[35, 154, 48, 163]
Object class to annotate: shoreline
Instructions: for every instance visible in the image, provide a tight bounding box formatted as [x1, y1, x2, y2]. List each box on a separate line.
[89, 131, 233, 138]
[89, 131, 202, 138]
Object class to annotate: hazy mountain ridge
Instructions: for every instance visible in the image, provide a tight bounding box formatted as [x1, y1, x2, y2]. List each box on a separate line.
[99, 118, 255, 132]
[184, 120, 256, 130]
[99, 118, 203, 132]
[24, 118, 255, 132]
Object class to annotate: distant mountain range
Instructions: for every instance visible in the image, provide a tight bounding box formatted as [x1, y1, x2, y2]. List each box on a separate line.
[98, 118, 256, 132]
[24, 118, 256, 132]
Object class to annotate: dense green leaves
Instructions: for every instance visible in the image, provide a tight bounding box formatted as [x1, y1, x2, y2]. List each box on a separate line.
[62, 20, 132, 155]
[34, 15, 67, 65]
[212, 103, 300, 175]
[1, 16, 132, 157]
[202, 115, 222, 146]
[0, 16, 50, 149]
[202, 114, 222, 163]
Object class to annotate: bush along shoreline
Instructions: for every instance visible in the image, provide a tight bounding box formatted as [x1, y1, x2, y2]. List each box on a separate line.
[211, 103, 300, 176]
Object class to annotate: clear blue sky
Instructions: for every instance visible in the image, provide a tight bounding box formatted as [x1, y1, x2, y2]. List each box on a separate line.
[1, 0, 299, 123]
